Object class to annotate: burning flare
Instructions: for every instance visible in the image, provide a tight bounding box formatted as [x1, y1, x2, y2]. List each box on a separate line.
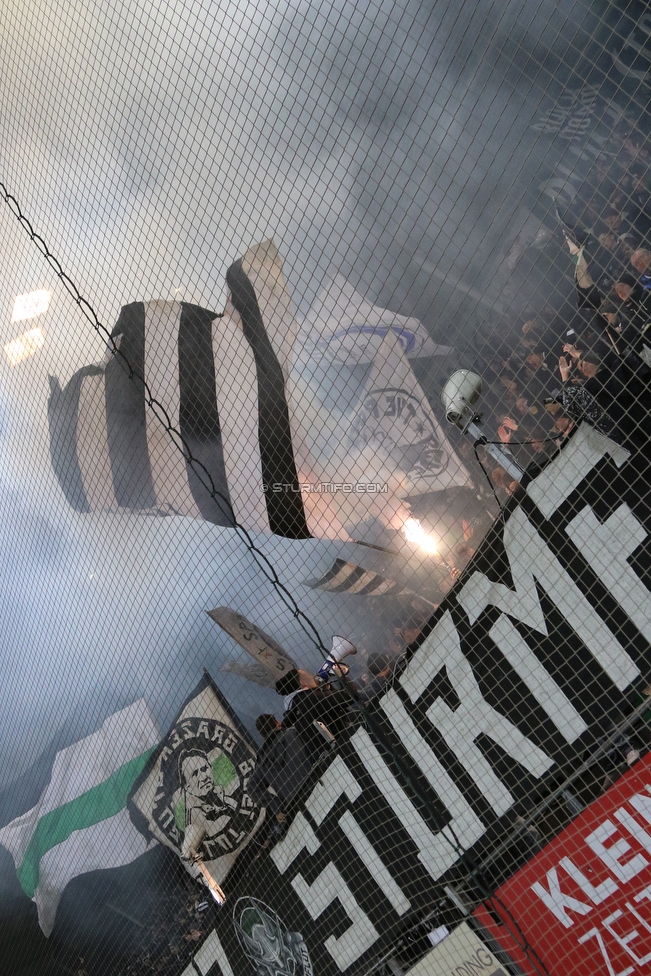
[403, 517, 438, 554]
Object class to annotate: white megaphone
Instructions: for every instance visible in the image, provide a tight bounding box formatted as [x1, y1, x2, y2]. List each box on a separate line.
[316, 635, 357, 681]
[331, 635, 357, 662]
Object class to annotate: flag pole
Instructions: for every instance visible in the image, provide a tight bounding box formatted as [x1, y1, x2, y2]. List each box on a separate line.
[192, 854, 227, 905]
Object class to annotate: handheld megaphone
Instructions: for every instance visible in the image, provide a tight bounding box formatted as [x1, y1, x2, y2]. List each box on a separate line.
[316, 635, 357, 681]
[331, 635, 357, 662]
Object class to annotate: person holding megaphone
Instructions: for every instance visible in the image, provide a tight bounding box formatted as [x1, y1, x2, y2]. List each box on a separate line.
[275, 636, 358, 759]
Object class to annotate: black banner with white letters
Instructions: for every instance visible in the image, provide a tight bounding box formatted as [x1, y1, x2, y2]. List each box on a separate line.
[186, 425, 651, 976]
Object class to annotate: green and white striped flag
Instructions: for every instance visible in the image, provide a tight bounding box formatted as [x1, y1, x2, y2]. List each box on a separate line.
[0, 700, 159, 936]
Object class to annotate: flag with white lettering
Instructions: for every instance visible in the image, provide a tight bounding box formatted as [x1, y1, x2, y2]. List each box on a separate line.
[128, 674, 265, 891]
[472, 756, 651, 976]
[190, 425, 651, 976]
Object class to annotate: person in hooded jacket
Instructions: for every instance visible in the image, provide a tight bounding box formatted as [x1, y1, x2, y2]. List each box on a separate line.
[275, 668, 354, 761]
[614, 272, 651, 331]
[599, 300, 651, 381]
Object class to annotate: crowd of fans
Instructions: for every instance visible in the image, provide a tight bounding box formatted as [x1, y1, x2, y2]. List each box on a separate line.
[113, 883, 216, 976]
[245, 127, 651, 845]
[475, 129, 651, 501]
[380, 127, 651, 583]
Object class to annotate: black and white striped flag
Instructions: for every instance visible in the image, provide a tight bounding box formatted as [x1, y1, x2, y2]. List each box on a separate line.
[305, 559, 437, 606]
[47, 241, 311, 539]
[47, 240, 473, 543]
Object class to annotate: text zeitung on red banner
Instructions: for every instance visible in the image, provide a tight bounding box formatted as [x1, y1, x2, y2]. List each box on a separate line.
[474, 751, 651, 976]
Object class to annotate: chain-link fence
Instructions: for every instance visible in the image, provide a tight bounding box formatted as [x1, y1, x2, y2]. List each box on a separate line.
[2, 0, 651, 974]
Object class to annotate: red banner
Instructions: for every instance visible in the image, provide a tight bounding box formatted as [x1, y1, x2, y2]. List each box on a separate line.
[473, 752, 651, 976]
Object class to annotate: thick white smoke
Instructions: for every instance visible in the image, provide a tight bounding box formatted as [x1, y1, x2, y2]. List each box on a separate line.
[0, 0, 601, 793]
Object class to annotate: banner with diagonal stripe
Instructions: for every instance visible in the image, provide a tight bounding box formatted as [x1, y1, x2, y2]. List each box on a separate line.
[0, 700, 160, 936]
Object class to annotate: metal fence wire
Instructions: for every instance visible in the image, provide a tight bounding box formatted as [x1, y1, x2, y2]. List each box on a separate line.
[2, 1, 651, 975]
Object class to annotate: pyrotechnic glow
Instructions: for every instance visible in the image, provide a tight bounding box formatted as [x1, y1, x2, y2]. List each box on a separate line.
[11, 289, 51, 322]
[403, 517, 438, 554]
[207, 884, 227, 905]
[4, 327, 45, 366]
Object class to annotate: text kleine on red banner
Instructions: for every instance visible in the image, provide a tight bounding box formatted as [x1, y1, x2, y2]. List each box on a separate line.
[473, 751, 651, 976]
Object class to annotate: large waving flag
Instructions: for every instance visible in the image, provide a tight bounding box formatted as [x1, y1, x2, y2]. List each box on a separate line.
[47, 241, 469, 544]
[348, 332, 471, 496]
[47, 240, 311, 540]
[0, 700, 159, 936]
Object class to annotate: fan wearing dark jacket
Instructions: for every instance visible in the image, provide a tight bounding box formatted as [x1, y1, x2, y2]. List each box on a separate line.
[248, 715, 313, 810]
[275, 668, 354, 760]
[558, 347, 651, 453]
